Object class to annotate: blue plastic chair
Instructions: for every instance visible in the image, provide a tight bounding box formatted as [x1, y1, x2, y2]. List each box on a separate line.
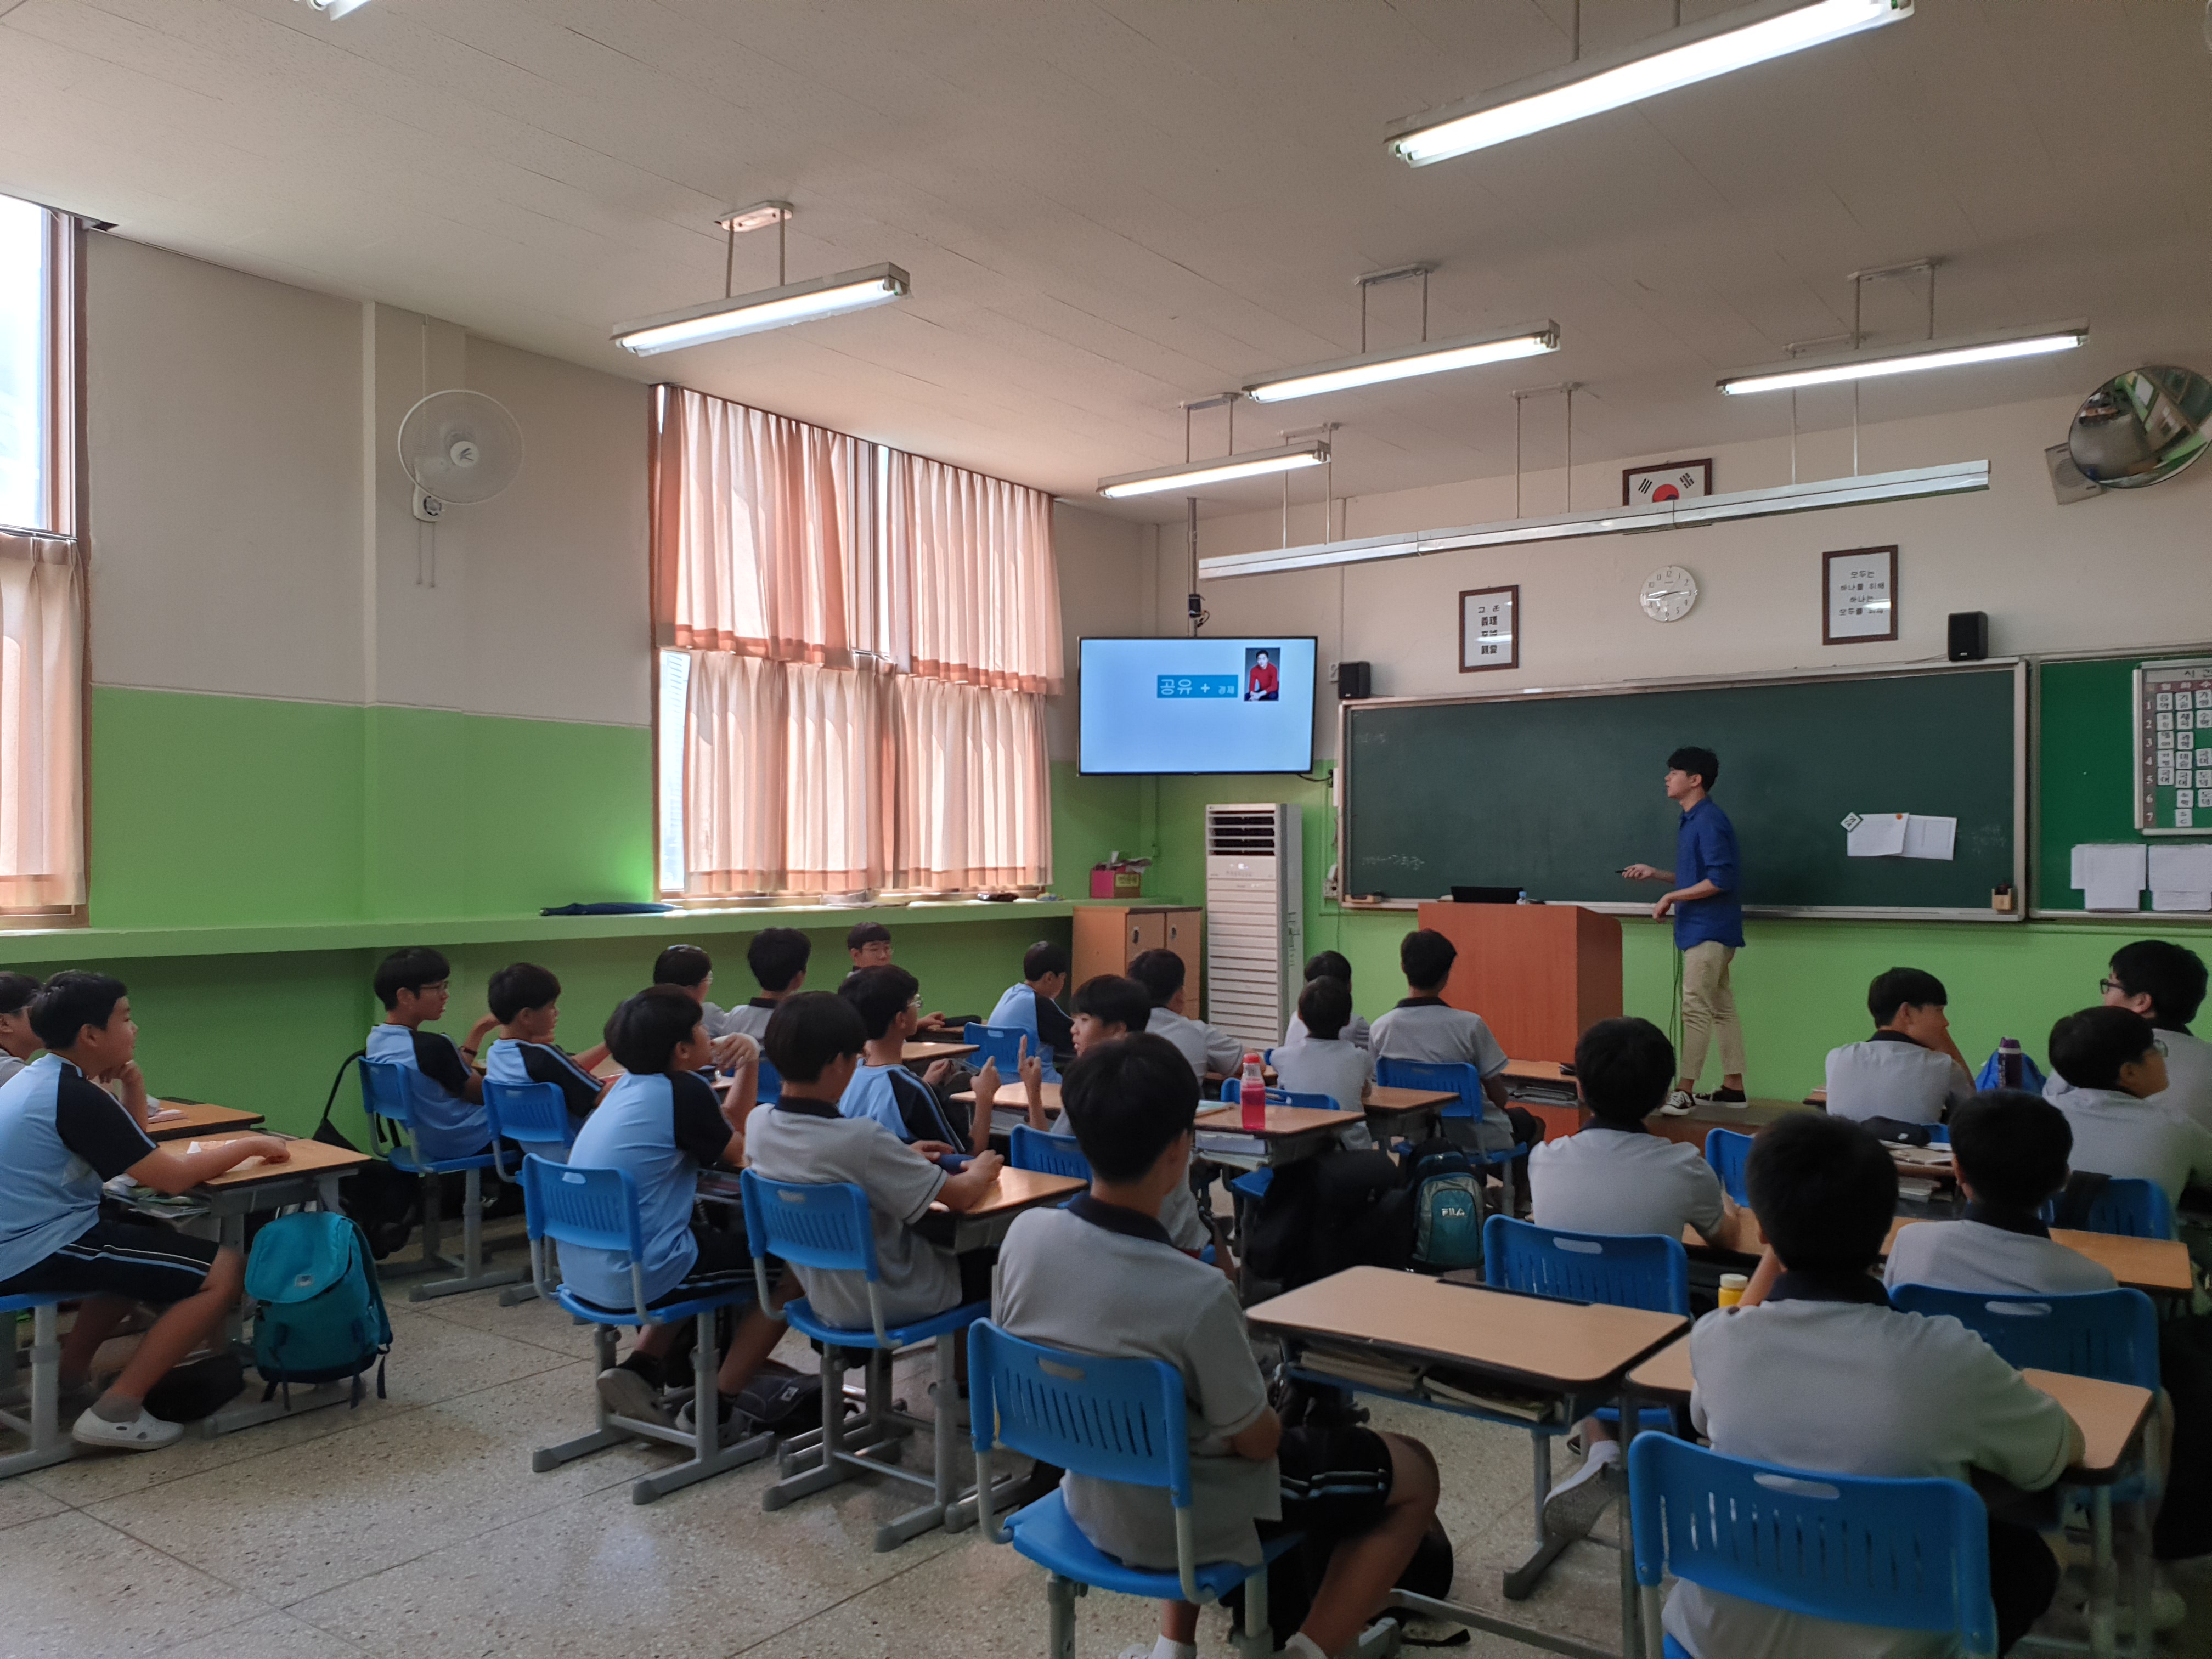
[483, 1078, 582, 1305]
[0, 1291, 72, 1477]
[1375, 1057, 1530, 1190]
[755, 1056, 783, 1103]
[740, 1170, 996, 1550]
[963, 1022, 1059, 1082]
[1215, 1084, 1340, 1214]
[520, 1156, 774, 1504]
[1008, 1123, 1090, 1180]
[1702, 1127, 1752, 1204]
[968, 1319, 1300, 1659]
[1630, 1432, 1999, 1658]
[2041, 1177, 2175, 1240]
[1483, 1215, 1686, 1599]
[359, 1058, 525, 1301]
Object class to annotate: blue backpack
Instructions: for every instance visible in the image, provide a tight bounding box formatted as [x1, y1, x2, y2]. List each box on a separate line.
[1408, 1143, 1485, 1270]
[246, 1211, 391, 1404]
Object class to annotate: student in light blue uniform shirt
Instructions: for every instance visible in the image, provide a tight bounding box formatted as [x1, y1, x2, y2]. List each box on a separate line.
[567, 986, 788, 1430]
[837, 965, 979, 1153]
[984, 940, 1073, 1074]
[481, 962, 609, 1138]
[364, 947, 499, 1161]
[1622, 745, 1746, 1112]
[0, 971, 43, 1087]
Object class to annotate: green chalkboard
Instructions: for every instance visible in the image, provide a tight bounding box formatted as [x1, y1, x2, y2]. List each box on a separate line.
[1342, 663, 2024, 918]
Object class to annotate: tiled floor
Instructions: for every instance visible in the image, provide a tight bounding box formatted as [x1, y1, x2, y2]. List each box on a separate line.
[4, 1268, 1629, 1659]
[8, 1268, 2208, 1659]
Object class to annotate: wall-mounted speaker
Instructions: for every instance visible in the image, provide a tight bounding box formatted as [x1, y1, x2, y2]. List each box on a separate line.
[1947, 611, 1989, 662]
[1336, 661, 1372, 700]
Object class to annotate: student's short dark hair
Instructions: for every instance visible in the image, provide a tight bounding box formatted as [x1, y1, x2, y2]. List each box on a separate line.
[1059, 1032, 1201, 1183]
[1747, 1113, 1897, 1274]
[1668, 746, 1719, 789]
[2108, 940, 2209, 1028]
[1950, 1090, 2074, 1212]
[1073, 974, 1151, 1034]
[763, 991, 867, 1082]
[653, 944, 712, 989]
[2049, 1005, 2158, 1092]
[839, 965, 919, 1041]
[1023, 940, 1070, 982]
[1304, 950, 1353, 986]
[374, 947, 451, 1010]
[1574, 1017, 1677, 1124]
[1400, 928, 1456, 992]
[603, 986, 704, 1076]
[487, 962, 561, 1024]
[1127, 948, 1186, 1005]
[747, 928, 811, 993]
[1298, 976, 1353, 1042]
[1868, 967, 1948, 1027]
[846, 921, 893, 951]
[0, 972, 41, 1017]
[29, 971, 128, 1052]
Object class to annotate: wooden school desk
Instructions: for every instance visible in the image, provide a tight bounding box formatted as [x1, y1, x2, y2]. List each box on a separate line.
[918, 1166, 1085, 1252]
[1192, 1103, 1359, 1171]
[1248, 1266, 1686, 1659]
[142, 1099, 266, 1141]
[901, 1040, 979, 1065]
[953, 1077, 1062, 1141]
[1681, 1214, 2190, 1296]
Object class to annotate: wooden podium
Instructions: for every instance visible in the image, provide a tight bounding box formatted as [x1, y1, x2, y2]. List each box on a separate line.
[1414, 902, 1621, 1064]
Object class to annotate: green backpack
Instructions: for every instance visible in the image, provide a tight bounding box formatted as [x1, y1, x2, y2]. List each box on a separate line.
[245, 1211, 391, 1404]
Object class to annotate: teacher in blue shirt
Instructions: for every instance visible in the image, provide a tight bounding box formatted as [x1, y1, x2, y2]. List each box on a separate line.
[1621, 746, 1746, 1115]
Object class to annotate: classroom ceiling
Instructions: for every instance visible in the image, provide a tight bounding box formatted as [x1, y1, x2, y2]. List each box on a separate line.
[3, 0, 2208, 520]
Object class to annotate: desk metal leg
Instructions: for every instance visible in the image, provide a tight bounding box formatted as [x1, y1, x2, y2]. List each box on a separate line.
[1615, 1389, 1641, 1659]
[2090, 1486, 2117, 1659]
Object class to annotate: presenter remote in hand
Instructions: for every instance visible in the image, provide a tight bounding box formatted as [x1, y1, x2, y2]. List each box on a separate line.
[1621, 747, 1745, 1114]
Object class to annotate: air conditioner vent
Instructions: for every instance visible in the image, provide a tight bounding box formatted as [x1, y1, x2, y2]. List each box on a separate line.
[1203, 802, 1304, 1048]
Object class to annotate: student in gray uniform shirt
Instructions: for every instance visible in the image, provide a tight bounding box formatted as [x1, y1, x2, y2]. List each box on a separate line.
[1883, 1090, 2115, 1295]
[2048, 939, 2212, 1135]
[1282, 951, 1372, 1051]
[1269, 975, 1372, 1113]
[1823, 967, 1976, 1127]
[995, 1034, 1441, 1659]
[2045, 1005, 2212, 1207]
[1369, 929, 1542, 1164]
[1667, 1114, 2075, 1659]
[720, 927, 812, 1043]
[1127, 947, 1246, 1079]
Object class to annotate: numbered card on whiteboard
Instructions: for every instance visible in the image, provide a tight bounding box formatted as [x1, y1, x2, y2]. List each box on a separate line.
[1459, 585, 1519, 672]
[1824, 545, 1898, 645]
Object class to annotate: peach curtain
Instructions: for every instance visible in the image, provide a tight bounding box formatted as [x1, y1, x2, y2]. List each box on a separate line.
[883, 450, 1062, 693]
[681, 652, 786, 895]
[0, 532, 82, 910]
[651, 386, 866, 666]
[889, 675, 1051, 891]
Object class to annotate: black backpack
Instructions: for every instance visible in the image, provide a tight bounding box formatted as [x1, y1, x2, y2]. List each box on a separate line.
[1245, 1148, 1413, 1291]
[311, 1051, 424, 1260]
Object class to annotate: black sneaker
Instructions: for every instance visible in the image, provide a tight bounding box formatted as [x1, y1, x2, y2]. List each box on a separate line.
[1697, 1087, 1748, 1106]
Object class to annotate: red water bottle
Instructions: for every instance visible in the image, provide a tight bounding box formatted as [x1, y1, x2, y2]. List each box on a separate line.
[1240, 1053, 1267, 1131]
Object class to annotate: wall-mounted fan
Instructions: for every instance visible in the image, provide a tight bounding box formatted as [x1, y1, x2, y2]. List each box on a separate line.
[398, 390, 524, 522]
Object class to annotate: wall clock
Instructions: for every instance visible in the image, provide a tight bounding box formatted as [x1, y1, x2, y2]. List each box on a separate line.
[1640, 565, 1699, 623]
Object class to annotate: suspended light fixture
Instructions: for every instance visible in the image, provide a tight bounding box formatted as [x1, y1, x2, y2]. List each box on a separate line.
[1098, 440, 1330, 500]
[612, 201, 910, 356]
[1719, 320, 2088, 395]
[1242, 266, 1559, 402]
[1387, 0, 1911, 166]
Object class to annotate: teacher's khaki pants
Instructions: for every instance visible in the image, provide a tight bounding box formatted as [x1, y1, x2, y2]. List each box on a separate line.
[1680, 941, 1746, 1083]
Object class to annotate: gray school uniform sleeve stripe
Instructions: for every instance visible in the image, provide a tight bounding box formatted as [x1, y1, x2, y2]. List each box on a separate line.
[54, 1075, 156, 1180]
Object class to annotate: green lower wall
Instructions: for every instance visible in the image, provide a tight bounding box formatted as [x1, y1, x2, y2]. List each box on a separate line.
[1050, 763, 2207, 1099]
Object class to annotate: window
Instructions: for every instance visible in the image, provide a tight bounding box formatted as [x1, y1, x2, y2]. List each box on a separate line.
[0, 195, 83, 919]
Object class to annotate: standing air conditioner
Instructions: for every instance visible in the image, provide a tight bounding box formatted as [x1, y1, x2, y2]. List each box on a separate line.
[1204, 803, 1304, 1050]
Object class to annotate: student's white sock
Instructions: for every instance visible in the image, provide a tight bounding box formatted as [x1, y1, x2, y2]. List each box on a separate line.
[1151, 1639, 1195, 1659]
[1279, 1633, 1328, 1659]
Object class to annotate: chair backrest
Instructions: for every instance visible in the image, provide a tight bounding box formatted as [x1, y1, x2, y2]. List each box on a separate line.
[1483, 1215, 1690, 1315]
[1009, 1123, 1092, 1179]
[1629, 1433, 1997, 1656]
[1925, 1124, 1950, 1145]
[966, 1319, 1190, 1500]
[737, 1170, 881, 1281]
[357, 1057, 417, 1128]
[482, 1080, 574, 1177]
[754, 1056, 782, 1103]
[1214, 1080, 1338, 1112]
[963, 1023, 1032, 1072]
[1703, 1127, 1753, 1204]
[1888, 1285, 2160, 1389]
[1376, 1057, 1488, 1122]
[2040, 1177, 2175, 1240]
[519, 1155, 641, 1255]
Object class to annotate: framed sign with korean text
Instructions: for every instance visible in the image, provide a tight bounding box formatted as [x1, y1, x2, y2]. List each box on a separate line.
[1823, 546, 1898, 645]
[1459, 585, 1519, 673]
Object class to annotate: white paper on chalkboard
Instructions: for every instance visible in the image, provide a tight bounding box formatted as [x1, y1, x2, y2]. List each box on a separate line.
[1900, 816, 1956, 861]
[1846, 814, 1908, 857]
[2151, 890, 2212, 912]
[2072, 843, 2147, 911]
[2148, 843, 2212, 891]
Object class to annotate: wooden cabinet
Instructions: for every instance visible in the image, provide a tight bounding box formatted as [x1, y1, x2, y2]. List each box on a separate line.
[1073, 905, 1203, 1001]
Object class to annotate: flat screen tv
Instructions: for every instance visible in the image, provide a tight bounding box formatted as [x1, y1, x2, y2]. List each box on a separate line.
[1078, 636, 1317, 775]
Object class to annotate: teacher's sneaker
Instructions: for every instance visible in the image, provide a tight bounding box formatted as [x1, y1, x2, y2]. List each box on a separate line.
[71, 1402, 183, 1452]
[1656, 1089, 1695, 1116]
[1697, 1087, 1748, 1107]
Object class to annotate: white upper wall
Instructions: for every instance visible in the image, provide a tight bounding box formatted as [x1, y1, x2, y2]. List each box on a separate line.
[84, 234, 651, 725]
[1167, 390, 2212, 759]
[1046, 501, 1153, 763]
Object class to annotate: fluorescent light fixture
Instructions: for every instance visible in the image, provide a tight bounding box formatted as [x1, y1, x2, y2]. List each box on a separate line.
[1199, 459, 1985, 578]
[1097, 440, 1331, 500]
[1243, 322, 1560, 403]
[1718, 320, 2088, 394]
[1387, 0, 1911, 165]
[612, 264, 910, 356]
